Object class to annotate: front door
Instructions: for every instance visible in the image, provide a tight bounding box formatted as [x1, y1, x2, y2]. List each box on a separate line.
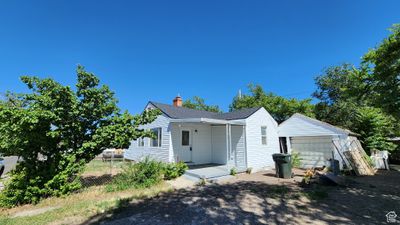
[180, 129, 192, 162]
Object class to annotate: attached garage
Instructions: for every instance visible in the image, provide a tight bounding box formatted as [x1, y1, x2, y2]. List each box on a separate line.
[278, 113, 358, 169]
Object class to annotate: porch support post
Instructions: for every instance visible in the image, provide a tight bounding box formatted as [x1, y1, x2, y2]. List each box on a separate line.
[229, 124, 233, 165]
[226, 124, 230, 163]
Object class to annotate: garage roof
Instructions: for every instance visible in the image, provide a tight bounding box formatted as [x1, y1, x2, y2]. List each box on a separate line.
[278, 113, 358, 137]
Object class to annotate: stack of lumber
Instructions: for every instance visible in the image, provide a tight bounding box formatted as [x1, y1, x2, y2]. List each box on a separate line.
[343, 138, 375, 176]
[333, 137, 375, 176]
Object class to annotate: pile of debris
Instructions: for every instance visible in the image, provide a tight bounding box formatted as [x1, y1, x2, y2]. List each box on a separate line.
[300, 168, 348, 187]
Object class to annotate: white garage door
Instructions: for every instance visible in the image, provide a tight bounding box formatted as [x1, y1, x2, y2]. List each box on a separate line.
[290, 136, 334, 168]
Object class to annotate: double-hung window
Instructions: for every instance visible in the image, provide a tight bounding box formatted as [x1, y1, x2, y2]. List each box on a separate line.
[261, 126, 267, 145]
[150, 127, 162, 147]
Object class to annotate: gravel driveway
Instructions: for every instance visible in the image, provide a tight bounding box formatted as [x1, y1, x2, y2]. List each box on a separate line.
[83, 169, 400, 225]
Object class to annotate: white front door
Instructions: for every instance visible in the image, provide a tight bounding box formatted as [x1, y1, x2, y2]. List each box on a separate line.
[180, 129, 192, 162]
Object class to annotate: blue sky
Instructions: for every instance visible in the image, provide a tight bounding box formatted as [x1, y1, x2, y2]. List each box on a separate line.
[0, 1, 399, 113]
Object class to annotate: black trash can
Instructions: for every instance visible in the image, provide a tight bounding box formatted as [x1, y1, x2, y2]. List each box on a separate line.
[272, 153, 292, 179]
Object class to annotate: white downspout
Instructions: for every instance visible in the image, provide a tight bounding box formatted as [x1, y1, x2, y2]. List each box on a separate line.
[243, 125, 247, 169]
[229, 124, 234, 166]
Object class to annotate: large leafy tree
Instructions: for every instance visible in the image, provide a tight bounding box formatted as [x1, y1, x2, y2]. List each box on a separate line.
[0, 66, 159, 206]
[353, 107, 397, 154]
[230, 84, 315, 123]
[362, 24, 400, 120]
[313, 64, 371, 128]
[182, 96, 221, 113]
[313, 56, 398, 153]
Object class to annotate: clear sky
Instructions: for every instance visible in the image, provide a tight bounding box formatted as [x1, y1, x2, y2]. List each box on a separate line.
[0, 1, 399, 113]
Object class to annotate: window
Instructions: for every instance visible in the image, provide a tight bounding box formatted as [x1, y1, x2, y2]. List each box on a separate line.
[138, 137, 145, 147]
[181, 130, 190, 146]
[261, 126, 267, 145]
[150, 128, 162, 147]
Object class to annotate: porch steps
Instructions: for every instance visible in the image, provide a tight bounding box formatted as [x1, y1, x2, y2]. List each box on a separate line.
[183, 173, 235, 183]
[184, 165, 247, 183]
[184, 167, 230, 179]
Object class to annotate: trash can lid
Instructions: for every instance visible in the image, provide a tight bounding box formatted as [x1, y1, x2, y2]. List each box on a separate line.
[272, 153, 290, 157]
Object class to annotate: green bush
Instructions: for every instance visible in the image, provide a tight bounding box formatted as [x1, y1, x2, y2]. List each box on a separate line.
[230, 167, 237, 176]
[291, 152, 302, 168]
[106, 157, 164, 192]
[163, 161, 188, 180]
[0, 157, 84, 208]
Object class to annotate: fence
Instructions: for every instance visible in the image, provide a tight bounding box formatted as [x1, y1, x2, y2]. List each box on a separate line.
[80, 155, 129, 188]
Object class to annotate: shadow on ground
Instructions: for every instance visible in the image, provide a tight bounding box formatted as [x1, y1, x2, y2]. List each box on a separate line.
[80, 170, 400, 225]
[80, 174, 114, 188]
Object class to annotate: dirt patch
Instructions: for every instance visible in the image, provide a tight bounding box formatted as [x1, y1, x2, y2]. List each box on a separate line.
[166, 176, 196, 190]
[11, 206, 61, 218]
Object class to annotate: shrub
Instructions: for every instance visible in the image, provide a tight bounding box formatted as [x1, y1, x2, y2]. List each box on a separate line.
[0, 157, 83, 208]
[106, 157, 164, 192]
[291, 152, 302, 168]
[163, 161, 188, 180]
[230, 167, 237, 176]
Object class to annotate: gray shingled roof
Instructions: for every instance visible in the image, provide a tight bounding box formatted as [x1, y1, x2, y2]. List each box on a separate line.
[214, 107, 262, 120]
[149, 101, 261, 120]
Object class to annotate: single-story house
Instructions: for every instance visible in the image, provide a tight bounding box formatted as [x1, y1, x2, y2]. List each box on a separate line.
[124, 96, 280, 172]
[278, 113, 358, 169]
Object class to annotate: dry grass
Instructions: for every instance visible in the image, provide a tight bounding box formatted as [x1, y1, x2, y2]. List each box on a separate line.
[0, 183, 171, 225]
[83, 159, 126, 176]
[0, 159, 172, 225]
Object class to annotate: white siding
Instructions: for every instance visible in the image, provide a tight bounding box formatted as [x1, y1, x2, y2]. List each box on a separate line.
[245, 108, 280, 171]
[231, 125, 246, 169]
[171, 123, 212, 164]
[278, 116, 344, 137]
[279, 114, 350, 169]
[124, 114, 171, 162]
[211, 126, 227, 164]
[290, 136, 334, 168]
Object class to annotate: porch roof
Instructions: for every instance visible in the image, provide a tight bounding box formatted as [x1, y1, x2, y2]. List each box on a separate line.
[170, 118, 245, 125]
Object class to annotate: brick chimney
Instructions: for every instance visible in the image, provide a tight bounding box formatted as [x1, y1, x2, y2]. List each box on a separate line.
[173, 95, 182, 107]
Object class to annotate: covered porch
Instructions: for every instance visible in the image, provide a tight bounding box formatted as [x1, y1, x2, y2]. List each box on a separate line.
[169, 118, 247, 170]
